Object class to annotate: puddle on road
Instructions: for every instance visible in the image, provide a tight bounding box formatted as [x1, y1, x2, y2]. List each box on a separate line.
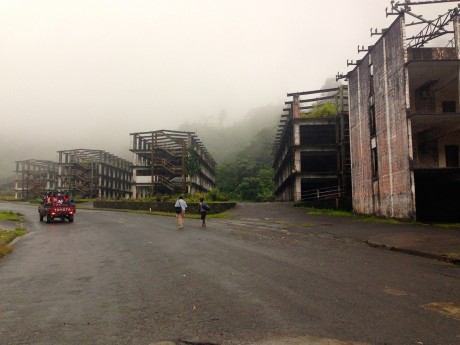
[422, 302, 460, 321]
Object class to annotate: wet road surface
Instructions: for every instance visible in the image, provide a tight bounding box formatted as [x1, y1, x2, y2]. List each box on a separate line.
[0, 202, 459, 345]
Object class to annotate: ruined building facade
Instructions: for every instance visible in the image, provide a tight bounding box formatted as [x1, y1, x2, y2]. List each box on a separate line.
[130, 130, 216, 198]
[58, 149, 132, 199]
[273, 86, 350, 205]
[348, 14, 460, 221]
[15, 160, 59, 199]
[15, 150, 132, 199]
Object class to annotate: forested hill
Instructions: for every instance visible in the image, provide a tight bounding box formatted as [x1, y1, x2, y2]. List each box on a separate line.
[178, 104, 280, 164]
[178, 105, 280, 199]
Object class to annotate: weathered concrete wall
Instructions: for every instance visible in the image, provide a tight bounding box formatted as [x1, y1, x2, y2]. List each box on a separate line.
[349, 52, 373, 214]
[349, 16, 415, 220]
[408, 48, 457, 61]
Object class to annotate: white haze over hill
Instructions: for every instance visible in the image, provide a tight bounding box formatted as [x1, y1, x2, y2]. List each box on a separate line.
[0, 0, 455, 177]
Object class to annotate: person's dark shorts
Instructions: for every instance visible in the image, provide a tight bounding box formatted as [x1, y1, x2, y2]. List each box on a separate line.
[200, 211, 207, 220]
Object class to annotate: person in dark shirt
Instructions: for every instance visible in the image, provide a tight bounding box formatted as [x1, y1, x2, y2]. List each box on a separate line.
[198, 198, 210, 228]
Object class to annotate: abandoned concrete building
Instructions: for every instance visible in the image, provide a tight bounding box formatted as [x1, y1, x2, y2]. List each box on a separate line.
[15, 160, 59, 199]
[347, 5, 460, 221]
[130, 130, 216, 198]
[272, 86, 351, 205]
[58, 149, 132, 199]
[15, 149, 132, 199]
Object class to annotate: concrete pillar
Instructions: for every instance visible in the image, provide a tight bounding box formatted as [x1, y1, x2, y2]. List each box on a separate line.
[294, 175, 302, 202]
[293, 94, 301, 147]
[454, 16, 460, 59]
[454, 16, 460, 108]
[293, 95, 300, 119]
[294, 123, 300, 146]
[294, 149, 301, 175]
[294, 149, 301, 201]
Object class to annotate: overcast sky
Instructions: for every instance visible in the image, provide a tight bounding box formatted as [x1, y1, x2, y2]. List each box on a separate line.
[0, 0, 454, 176]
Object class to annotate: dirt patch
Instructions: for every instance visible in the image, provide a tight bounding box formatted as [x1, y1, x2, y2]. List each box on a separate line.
[422, 302, 460, 321]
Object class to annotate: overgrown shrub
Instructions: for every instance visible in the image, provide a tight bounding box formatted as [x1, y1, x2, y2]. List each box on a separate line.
[300, 102, 336, 118]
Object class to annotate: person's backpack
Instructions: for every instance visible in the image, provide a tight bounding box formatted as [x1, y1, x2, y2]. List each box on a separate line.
[175, 204, 182, 213]
[203, 203, 210, 211]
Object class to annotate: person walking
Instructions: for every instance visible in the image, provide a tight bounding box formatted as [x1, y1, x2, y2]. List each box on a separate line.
[174, 196, 187, 229]
[198, 198, 210, 227]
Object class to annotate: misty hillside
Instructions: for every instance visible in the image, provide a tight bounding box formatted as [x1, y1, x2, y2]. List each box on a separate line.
[178, 104, 281, 164]
[0, 105, 281, 183]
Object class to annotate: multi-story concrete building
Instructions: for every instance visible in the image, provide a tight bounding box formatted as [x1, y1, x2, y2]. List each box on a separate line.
[348, 6, 460, 221]
[130, 130, 216, 198]
[14, 160, 59, 199]
[273, 86, 350, 205]
[57, 149, 132, 199]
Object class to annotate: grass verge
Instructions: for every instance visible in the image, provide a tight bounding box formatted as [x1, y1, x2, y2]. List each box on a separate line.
[0, 229, 26, 258]
[0, 211, 26, 258]
[303, 207, 411, 225]
[433, 223, 460, 229]
[0, 211, 25, 222]
[355, 216, 404, 224]
[303, 207, 353, 217]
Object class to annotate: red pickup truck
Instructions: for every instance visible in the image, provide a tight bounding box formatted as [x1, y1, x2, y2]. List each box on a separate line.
[38, 196, 76, 223]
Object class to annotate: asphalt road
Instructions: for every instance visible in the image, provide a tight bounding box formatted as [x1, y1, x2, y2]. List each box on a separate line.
[0, 202, 459, 345]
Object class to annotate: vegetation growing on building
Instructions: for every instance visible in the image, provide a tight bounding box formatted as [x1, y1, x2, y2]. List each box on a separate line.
[300, 102, 336, 118]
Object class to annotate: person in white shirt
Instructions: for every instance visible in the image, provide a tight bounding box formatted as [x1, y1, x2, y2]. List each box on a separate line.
[174, 196, 187, 229]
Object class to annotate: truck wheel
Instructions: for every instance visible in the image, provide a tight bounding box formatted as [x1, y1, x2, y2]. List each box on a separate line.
[68, 215, 74, 223]
[46, 214, 51, 223]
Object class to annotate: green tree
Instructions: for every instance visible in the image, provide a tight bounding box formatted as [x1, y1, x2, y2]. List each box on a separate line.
[185, 148, 200, 192]
[236, 177, 263, 201]
[235, 169, 274, 201]
[216, 158, 259, 194]
[256, 168, 274, 201]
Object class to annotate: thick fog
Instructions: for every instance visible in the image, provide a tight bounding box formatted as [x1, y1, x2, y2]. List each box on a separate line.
[0, 0, 455, 178]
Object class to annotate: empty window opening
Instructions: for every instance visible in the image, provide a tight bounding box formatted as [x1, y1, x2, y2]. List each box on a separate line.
[369, 64, 374, 96]
[371, 147, 379, 178]
[300, 125, 335, 146]
[442, 101, 456, 113]
[301, 154, 336, 173]
[136, 169, 152, 176]
[446, 145, 459, 167]
[369, 105, 376, 137]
